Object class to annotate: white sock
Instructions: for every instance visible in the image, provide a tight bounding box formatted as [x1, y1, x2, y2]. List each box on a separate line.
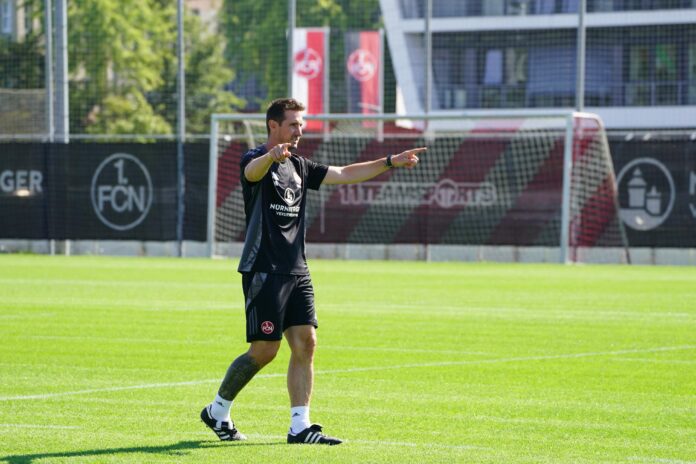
[210, 394, 232, 423]
[290, 406, 311, 435]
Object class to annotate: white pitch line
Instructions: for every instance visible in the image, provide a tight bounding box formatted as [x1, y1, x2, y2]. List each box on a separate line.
[323, 303, 695, 320]
[0, 423, 80, 430]
[19, 337, 487, 356]
[610, 357, 696, 365]
[195, 432, 489, 451]
[1, 345, 693, 402]
[324, 345, 490, 355]
[0, 277, 230, 289]
[0, 312, 55, 320]
[333, 438, 488, 451]
[0, 379, 228, 401]
[1, 297, 232, 312]
[628, 457, 696, 464]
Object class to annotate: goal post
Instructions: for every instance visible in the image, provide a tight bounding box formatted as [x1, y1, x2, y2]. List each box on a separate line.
[208, 111, 629, 264]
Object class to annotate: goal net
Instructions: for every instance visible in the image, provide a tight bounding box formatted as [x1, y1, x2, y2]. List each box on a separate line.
[208, 112, 629, 263]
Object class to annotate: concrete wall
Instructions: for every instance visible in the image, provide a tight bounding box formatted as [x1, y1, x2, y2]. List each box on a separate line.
[2, 239, 695, 265]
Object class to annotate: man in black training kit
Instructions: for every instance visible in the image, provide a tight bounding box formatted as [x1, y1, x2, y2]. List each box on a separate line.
[201, 98, 426, 445]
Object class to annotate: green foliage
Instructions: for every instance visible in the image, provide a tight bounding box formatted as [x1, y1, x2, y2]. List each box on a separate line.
[84, 92, 171, 136]
[0, 35, 44, 88]
[67, 0, 240, 135]
[222, 0, 382, 109]
[0, 0, 45, 89]
[68, 0, 173, 133]
[150, 11, 245, 135]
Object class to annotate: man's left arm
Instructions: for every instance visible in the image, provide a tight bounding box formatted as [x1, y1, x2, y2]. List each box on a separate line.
[321, 147, 427, 185]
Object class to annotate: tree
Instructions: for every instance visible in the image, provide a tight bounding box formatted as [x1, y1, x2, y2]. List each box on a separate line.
[67, 0, 174, 134]
[150, 10, 244, 136]
[222, 0, 382, 110]
[69, 0, 241, 135]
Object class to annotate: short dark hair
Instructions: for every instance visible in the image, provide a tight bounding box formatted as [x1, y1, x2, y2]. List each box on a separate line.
[265, 98, 305, 134]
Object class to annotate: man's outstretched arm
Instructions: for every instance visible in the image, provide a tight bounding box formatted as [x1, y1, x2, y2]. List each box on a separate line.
[322, 147, 426, 185]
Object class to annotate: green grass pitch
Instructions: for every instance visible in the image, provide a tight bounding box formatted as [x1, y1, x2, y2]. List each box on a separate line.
[1, 254, 694, 463]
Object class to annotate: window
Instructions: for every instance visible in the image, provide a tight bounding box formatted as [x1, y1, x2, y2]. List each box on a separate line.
[654, 43, 678, 104]
[1, 0, 12, 35]
[527, 45, 576, 108]
[505, 48, 528, 107]
[629, 46, 651, 81]
[588, 0, 616, 11]
[533, 0, 557, 14]
[655, 44, 677, 81]
[626, 42, 681, 106]
[689, 44, 696, 104]
[507, 1, 532, 15]
[481, 49, 503, 107]
[626, 45, 651, 105]
[24, 1, 32, 34]
[480, 47, 528, 108]
[400, 0, 423, 18]
[483, 0, 505, 15]
[560, 0, 579, 12]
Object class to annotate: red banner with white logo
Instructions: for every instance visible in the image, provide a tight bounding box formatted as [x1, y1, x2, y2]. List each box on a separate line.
[292, 28, 328, 131]
[345, 30, 382, 117]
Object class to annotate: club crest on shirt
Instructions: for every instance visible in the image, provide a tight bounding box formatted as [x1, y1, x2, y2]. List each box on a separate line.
[283, 188, 296, 205]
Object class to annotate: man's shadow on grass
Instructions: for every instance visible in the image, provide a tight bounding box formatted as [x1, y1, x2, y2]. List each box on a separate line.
[0, 439, 286, 464]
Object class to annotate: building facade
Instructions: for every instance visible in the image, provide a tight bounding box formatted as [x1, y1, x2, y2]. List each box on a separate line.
[0, 0, 34, 41]
[381, 0, 696, 128]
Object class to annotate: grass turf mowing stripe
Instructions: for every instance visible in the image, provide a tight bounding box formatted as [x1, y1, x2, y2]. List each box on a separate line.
[2, 344, 692, 401]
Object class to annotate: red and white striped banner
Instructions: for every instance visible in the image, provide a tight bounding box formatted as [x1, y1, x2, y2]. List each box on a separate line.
[344, 30, 382, 118]
[292, 28, 328, 131]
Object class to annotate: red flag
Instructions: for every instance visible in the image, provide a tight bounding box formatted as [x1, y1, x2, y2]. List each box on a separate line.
[292, 28, 328, 131]
[345, 30, 382, 119]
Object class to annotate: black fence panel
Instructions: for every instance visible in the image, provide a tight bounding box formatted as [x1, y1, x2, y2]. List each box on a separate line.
[609, 138, 696, 248]
[0, 142, 208, 241]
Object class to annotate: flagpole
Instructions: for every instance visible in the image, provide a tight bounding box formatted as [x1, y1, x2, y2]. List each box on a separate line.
[378, 28, 384, 142]
[288, 0, 296, 95]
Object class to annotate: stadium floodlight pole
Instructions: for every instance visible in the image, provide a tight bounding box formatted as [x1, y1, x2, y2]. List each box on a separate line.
[575, 0, 587, 112]
[207, 115, 220, 258]
[45, 0, 55, 255]
[44, 0, 54, 143]
[424, 0, 432, 124]
[323, 28, 330, 142]
[287, 0, 296, 95]
[560, 113, 575, 264]
[378, 28, 385, 142]
[176, 0, 186, 257]
[55, 0, 68, 144]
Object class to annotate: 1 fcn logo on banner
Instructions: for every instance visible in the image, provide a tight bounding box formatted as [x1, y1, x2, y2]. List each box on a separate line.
[91, 153, 153, 231]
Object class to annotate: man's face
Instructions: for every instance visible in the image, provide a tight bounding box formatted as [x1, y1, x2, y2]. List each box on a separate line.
[277, 110, 304, 148]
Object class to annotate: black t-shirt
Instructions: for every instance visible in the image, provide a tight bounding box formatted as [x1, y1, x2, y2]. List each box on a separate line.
[237, 144, 329, 275]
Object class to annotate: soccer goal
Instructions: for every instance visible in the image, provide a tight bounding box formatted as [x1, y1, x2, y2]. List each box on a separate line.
[208, 112, 630, 264]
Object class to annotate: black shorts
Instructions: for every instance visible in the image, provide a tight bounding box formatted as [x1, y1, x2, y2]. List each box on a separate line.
[241, 272, 318, 342]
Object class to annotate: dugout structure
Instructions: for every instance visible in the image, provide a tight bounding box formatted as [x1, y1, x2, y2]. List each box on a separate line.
[208, 112, 629, 264]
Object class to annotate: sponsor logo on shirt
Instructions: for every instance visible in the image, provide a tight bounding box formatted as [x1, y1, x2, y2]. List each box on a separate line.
[270, 202, 301, 218]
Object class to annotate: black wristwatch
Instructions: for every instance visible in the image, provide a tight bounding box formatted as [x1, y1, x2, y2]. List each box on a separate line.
[385, 154, 394, 168]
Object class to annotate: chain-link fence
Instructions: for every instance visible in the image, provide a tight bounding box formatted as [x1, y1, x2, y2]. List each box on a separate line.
[1, 0, 695, 256]
[1, 0, 695, 139]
